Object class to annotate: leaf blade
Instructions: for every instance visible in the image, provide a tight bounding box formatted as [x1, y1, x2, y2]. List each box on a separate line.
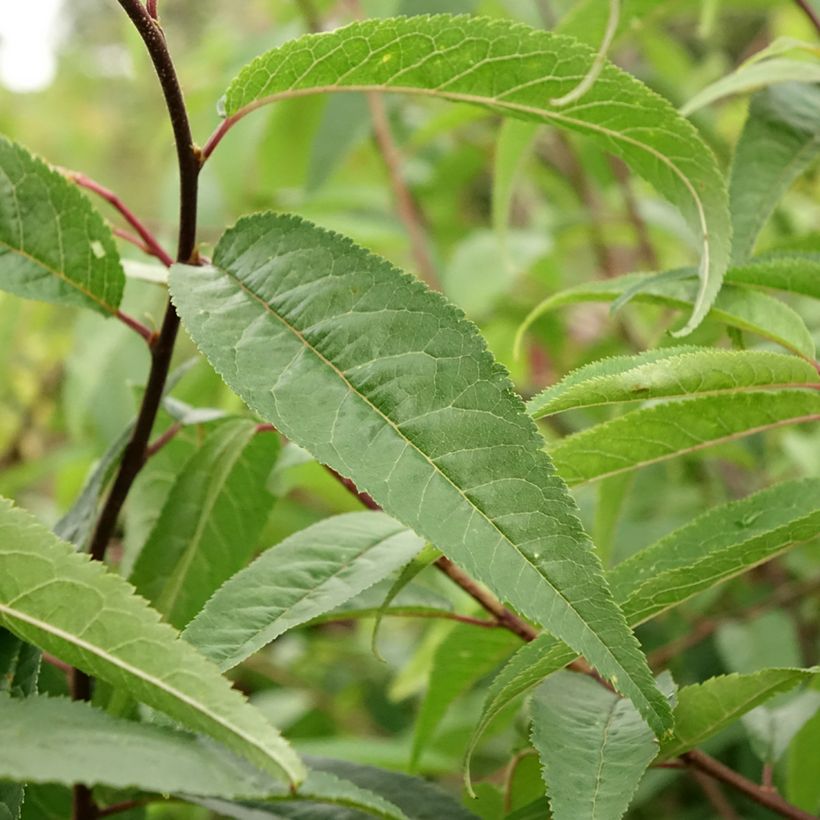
[184, 512, 425, 670]
[549, 390, 820, 485]
[0, 136, 124, 314]
[222, 15, 730, 333]
[171, 212, 671, 736]
[0, 498, 304, 786]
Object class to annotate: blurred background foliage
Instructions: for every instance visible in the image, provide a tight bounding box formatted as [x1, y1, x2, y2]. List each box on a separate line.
[1, 1, 818, 817]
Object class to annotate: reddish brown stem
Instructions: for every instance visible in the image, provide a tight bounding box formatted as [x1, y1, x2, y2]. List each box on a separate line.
[683, 750, 816, 820]
[145, 420, 182, 458]
[115, 309, 155, 344]
[67, 171, 174, 267]
[366, 92, 440, 289]
[794, 0, 820, 34]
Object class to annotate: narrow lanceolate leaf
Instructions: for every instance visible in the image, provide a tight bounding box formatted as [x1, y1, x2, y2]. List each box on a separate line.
[466, 479, 820, 779]
[172, 212, 672, 736]
[222, 15, 730, 334]
[531, 672, 674, 820]
[411, 623, 518, 769]
[184, 512, 425, 670]
[129, 419, 278, 629]
[528, 348, 818, 418]
[729, 84, 820, 264]
[725, 253, 820, 299]
[0, 498, 304, 786]
[0, 136, 124, 314]
[659, 668, 820, 759]
[550, 390, 820, 485]
[515, 271, 816, 360]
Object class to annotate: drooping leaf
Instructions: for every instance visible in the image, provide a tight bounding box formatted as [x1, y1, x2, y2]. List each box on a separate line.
[0, 136, 124, 314]
[410, 623, 518, 769]
[171, 212, 671, 735]
[129, 419, 279, 629]
[184, 512, 425, 670]
[466, 478, 820, 780]
[221, 15, 730, 334]
[549, 390, 820, 485]
[659, 668, 820, 759]
[531, 671, 675, 820]
[729, 83, 820, 263]
[528, 348, 818, 417]
[725, 253, 820, 299]
[0, 498, 304, 786]
[515, 271, 816, 359]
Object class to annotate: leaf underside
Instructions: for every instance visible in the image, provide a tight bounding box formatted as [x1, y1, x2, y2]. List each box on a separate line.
[170, 211, 670, 736]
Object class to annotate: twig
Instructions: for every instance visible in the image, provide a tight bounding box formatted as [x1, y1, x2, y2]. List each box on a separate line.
[66, 171, 174, 267]
[145, 421, 182, 459]
[691, 768, 740, 820]
[366, 92, 441, 289]
[97, 798, 154, 818]
[794, 0, 820, 34]
[325, 464, 815, 818]
[683, 749, 816, 820]
[71, 2, 200, 816]
[609, 156, 659, 270]
[115, 309, 155, 344]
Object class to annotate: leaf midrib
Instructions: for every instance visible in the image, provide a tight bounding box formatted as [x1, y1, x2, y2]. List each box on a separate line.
[0, 600, 298, 782]
[0, 238, 115, 314]
[219, 264, 636, 687]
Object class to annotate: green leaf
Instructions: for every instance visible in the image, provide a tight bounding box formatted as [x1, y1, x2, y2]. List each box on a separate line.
[531, 671, 674, 820]
[725, 253, 820, 299]
[466, 478, 820, 781]
[184, 512, 425, 670]
[372, 544, 442, 660]
[0, 136, 124, 314]
[0, 695, 280, 798]
[729, 83, 820, 263]
[528, 348, 818, 418]
[659, 668, 820, 759]
[550, 390, 820, 485]
[787, 707, 820, 813]
[608, 478, 820, 624]
[681, 47, 820, 115]
[0, 498, 304, 786]
[593, 473, 633, 568]
[515, 271, 816, 359]
[129, 419, 279, 629]
[222, 15, 730, 334]
[171, 212, 671, 736]
[411, 623, 518, 770]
